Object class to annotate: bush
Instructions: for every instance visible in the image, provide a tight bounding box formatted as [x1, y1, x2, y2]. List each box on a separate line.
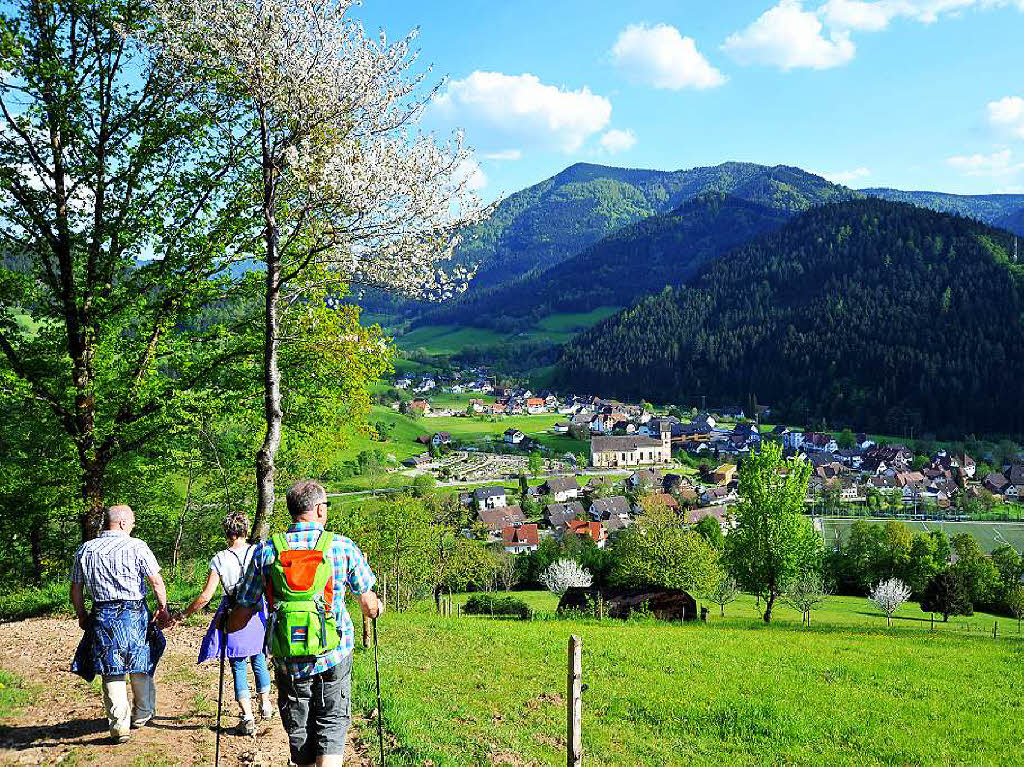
[462, 594, 530, 620]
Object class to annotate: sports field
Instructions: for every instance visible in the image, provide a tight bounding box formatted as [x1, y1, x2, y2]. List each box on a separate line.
[821, 517, 1024, 553]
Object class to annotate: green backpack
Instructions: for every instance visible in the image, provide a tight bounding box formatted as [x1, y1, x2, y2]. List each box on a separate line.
[265, 531, 341, 660]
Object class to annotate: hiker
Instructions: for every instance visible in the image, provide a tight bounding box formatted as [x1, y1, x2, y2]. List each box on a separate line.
[70, 505, 170, 744]
[226, 480, 383, 767]
[174, 511, 274, 735]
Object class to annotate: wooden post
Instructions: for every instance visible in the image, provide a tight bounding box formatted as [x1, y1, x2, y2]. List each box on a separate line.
[362, 612, 370, 649]
[930, 613, 934, 632]
[994, 621, 998, 639]
[567, 635, 582, 767]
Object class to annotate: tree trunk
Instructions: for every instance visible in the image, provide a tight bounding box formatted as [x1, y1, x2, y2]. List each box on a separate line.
[29, 525, 44, 583]
[172, 464, 195, 571]
[78, 457, 106, 542]
[251, 109, 282, 543]
[763, 591, 776, 623]
[434, 583, 443, 613]
[720, 604, 724, 617]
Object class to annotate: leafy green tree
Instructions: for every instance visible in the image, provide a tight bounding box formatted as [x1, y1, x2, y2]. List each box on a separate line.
[725, 441, 819, 623]
[1003, 584, 1024, 633]
[990, 545, 1022, 601]
[950, 533, 1000, 606]
[0, 0, 236, 539]
[528, 451, 543, 477]
[612, 501, 720, 594]
[921, 571, 973, 622]
[693, 515, 724, 551]
[837, 428, 856, 450]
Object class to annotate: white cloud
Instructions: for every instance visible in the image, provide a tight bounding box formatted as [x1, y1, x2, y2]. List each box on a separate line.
[820, 0, 894, 30]
[481, 149, 523, 161]
[455, 158, 488, 191]
[598, 129, 637, 154]
[988, 96, 1024, 139]
[727, 0, 1024, 69]
[429, 71, 612, 153]
[947, 148, 1024, 176]
[611, 23, 726, 90]
[823, 0, 1024, 30]
[723, 0, 856, 70]
[819, 166, 872, 184]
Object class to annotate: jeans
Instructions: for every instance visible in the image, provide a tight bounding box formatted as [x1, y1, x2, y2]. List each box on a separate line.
[230, 653, 271, 701]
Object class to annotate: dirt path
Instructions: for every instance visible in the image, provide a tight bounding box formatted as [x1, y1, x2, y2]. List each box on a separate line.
[0, 618, 372, 766]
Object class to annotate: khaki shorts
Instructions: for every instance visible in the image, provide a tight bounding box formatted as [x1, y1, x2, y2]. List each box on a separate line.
[276, 653, 352, 763]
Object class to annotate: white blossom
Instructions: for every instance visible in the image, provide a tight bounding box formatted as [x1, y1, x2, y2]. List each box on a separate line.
[148, 0, 487, 298]
[541, 559, 593, 596]
[869, 577, 912, 626]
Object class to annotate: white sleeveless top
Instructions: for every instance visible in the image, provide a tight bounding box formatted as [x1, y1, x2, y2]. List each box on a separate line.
[210, 544, 256, 597]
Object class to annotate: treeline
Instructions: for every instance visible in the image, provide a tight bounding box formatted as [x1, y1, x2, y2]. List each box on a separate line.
[416, 194, 791, 332]
[557, 199, 1024, 437]
[826, 520, 1023, 619]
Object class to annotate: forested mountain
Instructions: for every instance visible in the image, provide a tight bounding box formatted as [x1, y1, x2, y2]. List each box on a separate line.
[557, 199, 1024, 437]
[416, 194, 792, 332]
[453, 161, 851, 289]
[862, 188, 1024, 234]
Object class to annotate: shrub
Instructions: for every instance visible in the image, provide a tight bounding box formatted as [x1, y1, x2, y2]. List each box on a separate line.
[462, 594, 530, 620]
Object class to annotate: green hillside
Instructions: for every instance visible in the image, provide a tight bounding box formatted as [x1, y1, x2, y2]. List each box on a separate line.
[557, 198, 1024, 437]
[416, 193, 792, 332]
[352, 591, 1024, 765]
[862, 187, 1024, 234]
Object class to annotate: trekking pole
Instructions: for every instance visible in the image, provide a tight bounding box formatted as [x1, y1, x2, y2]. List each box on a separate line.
[215, 615, 227, 767]
[372, 617, 385, 767]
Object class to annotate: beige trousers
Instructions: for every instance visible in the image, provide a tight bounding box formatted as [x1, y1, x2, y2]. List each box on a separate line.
[101, 673, 156, 737]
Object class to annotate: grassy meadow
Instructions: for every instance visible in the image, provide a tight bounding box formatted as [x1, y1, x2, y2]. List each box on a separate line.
[823, 517, 1024, 554]
[351, 590, 1024, 766]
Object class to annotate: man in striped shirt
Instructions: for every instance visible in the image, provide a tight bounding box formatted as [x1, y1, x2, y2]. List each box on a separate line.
[70, 505, 170, 743]
[229, 480, 381, 767]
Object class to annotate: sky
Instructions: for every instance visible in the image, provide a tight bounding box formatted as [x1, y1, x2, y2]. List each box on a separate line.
[353, 0, 1024, 203]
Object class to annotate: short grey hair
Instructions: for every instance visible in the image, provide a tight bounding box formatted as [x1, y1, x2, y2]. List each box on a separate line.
[103, 505, 134, 529]
[286, 480, 326, 518]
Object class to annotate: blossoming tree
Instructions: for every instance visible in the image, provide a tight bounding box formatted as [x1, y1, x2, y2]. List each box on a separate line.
[152, 0, 485, 533]
[541, 559, 593, 596]
[869, 577, 912, 626]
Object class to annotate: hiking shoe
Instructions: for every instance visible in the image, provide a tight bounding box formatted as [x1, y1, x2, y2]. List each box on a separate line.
[130, 717, 151, 729]
[259, 700, 276, 720]
[110, 724, 130, 744]
[112, 734, 131, 745]
[236, 716, 255, 736]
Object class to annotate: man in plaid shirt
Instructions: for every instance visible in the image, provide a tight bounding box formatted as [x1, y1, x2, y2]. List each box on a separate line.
[227, 480, 382, 766]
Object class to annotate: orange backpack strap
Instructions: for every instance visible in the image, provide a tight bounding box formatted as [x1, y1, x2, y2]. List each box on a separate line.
[315, 532, 335, 613]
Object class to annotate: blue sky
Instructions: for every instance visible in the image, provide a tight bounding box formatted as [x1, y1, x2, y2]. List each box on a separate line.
[355, 1, 1024, 202]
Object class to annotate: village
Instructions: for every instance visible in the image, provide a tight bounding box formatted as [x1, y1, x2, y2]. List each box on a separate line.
[380, 369, 1024, 558]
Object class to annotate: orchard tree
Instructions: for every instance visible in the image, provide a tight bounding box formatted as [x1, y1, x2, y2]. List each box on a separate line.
[153, 0, 485, 535]
[707, 574, 739, 617]
[784, 574, 831, 626]
[541, 559, 592, 596]
[725, 441, 820, 623]
[921, 570, 973, 622]
[869, 577, 911, 626]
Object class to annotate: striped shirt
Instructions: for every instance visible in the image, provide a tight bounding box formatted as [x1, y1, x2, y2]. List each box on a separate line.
[236, 522, 375, 679]
[70, 531, 161, 602]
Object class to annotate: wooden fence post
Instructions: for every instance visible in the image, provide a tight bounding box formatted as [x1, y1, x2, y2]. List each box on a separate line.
[994, 621, 998, 639]
[362, 612, 370, 649]
[567, 635, 582, 767]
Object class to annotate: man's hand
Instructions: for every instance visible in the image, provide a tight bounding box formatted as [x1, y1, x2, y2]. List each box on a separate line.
[359, 591, 382, 620]
[153, 606, 172, 630]
[375, 599, 385, 619]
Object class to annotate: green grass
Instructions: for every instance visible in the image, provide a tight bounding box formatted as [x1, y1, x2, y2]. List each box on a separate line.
[390, 308, 623, 356]
[823, 517, 1024, 554]
[352, 591, 1024, 765]
[0, 669, 33, 719]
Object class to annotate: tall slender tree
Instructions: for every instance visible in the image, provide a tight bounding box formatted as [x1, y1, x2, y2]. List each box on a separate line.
[0, 0, 239, 539]
[725, 441, 820, 623]
[153, 0, 485, 536]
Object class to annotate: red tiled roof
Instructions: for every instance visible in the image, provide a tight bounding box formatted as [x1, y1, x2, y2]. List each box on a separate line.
[566, 519, 606, 543]
[502, 524, 539, 546]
